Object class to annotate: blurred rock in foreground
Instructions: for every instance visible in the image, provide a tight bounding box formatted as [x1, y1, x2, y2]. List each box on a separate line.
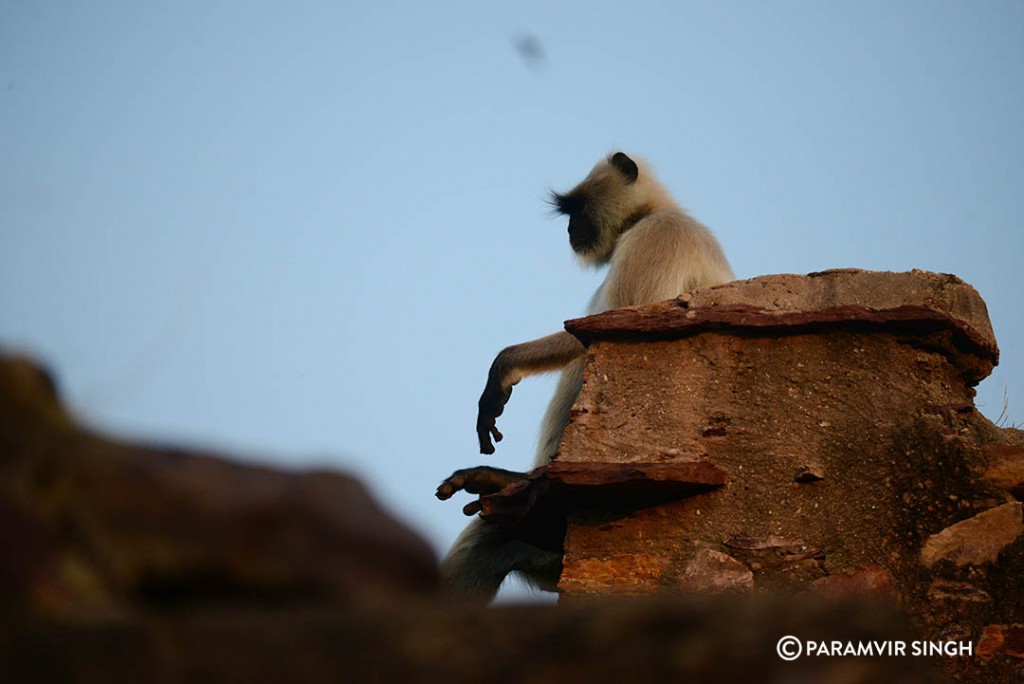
[0, 354, 439, 617]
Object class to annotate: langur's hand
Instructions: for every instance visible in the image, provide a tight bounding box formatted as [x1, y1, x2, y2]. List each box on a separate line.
[436, 465, 526, 516]
[477, 371, 515, 454]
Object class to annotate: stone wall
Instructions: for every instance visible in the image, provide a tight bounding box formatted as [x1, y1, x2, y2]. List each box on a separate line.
[499, 269, 1022, 682]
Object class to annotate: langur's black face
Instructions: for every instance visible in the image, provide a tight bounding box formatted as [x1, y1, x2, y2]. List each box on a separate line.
[547, 152, 640, 258]
[549, 190, 599, 255]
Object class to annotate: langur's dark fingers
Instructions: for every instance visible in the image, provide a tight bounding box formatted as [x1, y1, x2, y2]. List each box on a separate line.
[462, 500, 483, 516]
[436, 476, 464, 500]
[492, 426, 503, 442]
[478, 416, 498, 453]
[437, 468, 471, 500]
[477, 417, 493, 453]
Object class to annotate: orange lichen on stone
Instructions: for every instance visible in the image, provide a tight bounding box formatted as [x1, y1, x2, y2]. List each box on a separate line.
[558, 554, 671, 594]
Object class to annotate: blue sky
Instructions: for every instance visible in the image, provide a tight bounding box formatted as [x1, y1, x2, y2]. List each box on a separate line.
[3, 2, 1022, 601]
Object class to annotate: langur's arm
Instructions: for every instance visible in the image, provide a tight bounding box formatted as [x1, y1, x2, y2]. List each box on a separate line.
[476, 330, 585, 454]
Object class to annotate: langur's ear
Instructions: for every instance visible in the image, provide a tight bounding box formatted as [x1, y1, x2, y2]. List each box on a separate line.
[610, 152, 639, 184]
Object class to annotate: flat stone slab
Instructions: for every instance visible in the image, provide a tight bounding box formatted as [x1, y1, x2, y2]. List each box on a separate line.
[566, 269, 998, 383]
[921, 502, 1023, 569]
[478, 461, 728, 523]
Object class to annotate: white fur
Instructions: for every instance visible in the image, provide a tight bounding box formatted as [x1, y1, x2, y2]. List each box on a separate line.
[443, 153, 734, 601]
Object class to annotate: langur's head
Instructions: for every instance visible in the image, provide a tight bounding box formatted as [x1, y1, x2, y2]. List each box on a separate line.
[548, 152, 673, 266]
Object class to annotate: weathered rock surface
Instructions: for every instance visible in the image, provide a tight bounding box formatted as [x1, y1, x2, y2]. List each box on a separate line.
[809, 565, 900, 602]
[982, 443, 1024, 500]
[679, 548, 754, 593]
[977, 624, 1024, 660]
[542, 270, 1021, 683]
[920, 502, 1023, 568]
